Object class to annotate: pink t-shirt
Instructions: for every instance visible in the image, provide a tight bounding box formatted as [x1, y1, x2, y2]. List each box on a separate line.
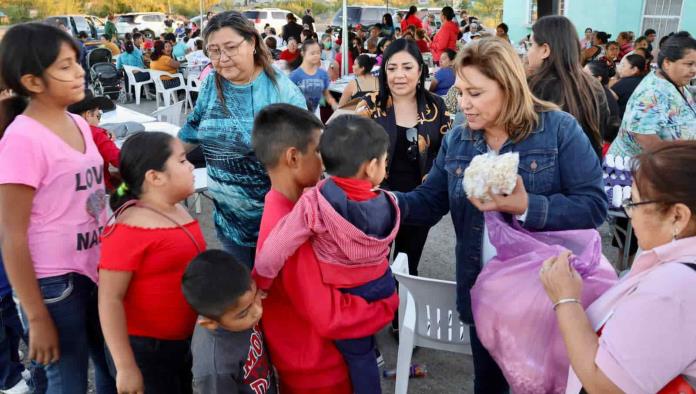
[565, 237, 696, 393]
[0, 114, 107, 283]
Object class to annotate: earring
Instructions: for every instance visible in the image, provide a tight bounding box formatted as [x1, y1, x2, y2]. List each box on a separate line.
[673, 227, 680, 241]
[253, 48, 257, 55]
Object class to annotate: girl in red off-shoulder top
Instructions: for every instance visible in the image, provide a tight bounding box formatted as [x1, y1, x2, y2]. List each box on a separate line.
[98, 132, 206, 394]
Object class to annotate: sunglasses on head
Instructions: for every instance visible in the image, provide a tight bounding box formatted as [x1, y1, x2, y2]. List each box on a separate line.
[406, 127, 418, 162]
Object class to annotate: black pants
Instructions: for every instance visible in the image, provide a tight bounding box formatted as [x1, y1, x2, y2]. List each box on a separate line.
[162, 78, 181, 89]
[470, 326, 509, 394]
[393, 224, 430, 276]
[106, 336, 192, 394]
[134, 71, 151, 82]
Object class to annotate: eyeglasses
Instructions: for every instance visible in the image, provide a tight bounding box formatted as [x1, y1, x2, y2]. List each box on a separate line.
[621, 198, 662, 217]
[406, 127, 418, 162]
[206, 40, 246, 60]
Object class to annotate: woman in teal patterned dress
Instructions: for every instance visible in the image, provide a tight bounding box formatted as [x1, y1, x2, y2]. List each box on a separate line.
[608, 32, 696, 158]
[179, 11, 306, 267]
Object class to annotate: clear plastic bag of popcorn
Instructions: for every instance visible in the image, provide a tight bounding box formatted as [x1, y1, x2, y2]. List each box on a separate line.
[463, 152, 519, 201]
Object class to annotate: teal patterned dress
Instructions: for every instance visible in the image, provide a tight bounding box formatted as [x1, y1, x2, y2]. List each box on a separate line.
[179, 68, 306, 248]
[608, 71, 696, 158]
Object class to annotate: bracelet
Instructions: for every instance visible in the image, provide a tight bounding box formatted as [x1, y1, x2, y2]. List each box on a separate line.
[553, 298, 581, 311]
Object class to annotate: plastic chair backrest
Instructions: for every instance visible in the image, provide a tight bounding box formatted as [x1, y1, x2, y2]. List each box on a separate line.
[391, 254, 470, 353]
[148, 70, 166, 92]
[151, 100, 183, 126]
[122, 65, 137, 85]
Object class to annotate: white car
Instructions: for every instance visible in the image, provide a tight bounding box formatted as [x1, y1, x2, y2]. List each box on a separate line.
[116, 12, 167, 39]
[242, 9, 301, 35]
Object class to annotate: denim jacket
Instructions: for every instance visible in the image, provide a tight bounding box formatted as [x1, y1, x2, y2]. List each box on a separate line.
[396, 110, 608, 324]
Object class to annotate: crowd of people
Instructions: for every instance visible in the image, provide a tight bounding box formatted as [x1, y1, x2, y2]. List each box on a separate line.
[0, 5, 695, 394]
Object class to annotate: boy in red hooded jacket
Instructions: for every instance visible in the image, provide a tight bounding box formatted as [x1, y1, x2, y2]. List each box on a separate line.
[252, 105, 399, 394]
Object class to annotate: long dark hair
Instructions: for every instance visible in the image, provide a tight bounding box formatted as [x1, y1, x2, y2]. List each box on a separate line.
[528, 15, 602, 150]
[124, 40, 135, 54]
[0, 23, 80, 138]
[151, 40, 165, 60]
[406, 5, 418, 18]
[203, 11, 277, 110]
[355, 54, 377, 75]
[110, 132, 175, 210]
[382, 13, 394, 28]
[376, 38, 429, 112]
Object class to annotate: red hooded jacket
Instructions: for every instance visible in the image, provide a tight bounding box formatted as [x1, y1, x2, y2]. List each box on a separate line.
[257, 188, 399, 392]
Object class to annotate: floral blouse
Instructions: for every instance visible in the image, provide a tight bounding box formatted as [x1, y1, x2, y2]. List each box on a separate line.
[608, 71, 696, 158]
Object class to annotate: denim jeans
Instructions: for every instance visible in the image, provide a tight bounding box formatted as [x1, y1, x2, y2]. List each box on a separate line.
[0, 294, 24, 390]
[106, 336, 192, 394]
[18, 273, 116, 394]
[335, 269, 396, 394]
[219, 236, 256, 269]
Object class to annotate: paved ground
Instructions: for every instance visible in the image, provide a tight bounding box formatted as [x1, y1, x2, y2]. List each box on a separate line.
[23, 98, 621, 393]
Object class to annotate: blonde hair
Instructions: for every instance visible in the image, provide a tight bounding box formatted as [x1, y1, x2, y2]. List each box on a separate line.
[455, 38, 557, 142]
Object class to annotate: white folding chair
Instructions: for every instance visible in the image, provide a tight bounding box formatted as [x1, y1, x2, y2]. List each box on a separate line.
[151, 100, 184, 126]
[185, 75, 202, 112]
[149, 69, 186, 108]
[391, 253, 472, 394]
[122, 65, 154, 105]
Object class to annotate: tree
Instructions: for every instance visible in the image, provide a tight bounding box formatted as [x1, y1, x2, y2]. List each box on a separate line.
[470, 0, 503, 24]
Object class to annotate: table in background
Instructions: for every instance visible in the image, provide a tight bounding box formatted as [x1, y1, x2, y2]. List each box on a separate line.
[101, 105, 157, 124]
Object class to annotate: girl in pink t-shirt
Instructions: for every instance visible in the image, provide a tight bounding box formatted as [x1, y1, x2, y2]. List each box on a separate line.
[0, 23, 115, 392]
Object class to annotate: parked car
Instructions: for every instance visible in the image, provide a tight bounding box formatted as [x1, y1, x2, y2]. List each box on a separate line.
[115, 12, 167, 39]
[45, 15, 105, 40]
[331, 6, 392, 29]
[242, 9, 301, 35]
[190, 14, 208, 29]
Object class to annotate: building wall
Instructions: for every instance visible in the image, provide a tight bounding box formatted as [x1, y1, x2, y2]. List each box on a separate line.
[502, 0, 695, 44]
[502, 0, 532, 43]
[681, 0, 696, 34]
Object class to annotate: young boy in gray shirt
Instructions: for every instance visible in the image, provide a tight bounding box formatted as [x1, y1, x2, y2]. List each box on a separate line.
[182, 250, 276, 394]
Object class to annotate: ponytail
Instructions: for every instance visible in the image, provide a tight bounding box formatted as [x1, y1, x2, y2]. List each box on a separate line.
[109, 180, 138, 212]
[0, 96, 28, 139]
[125, 40, 135, 54]
[109, 132, 174, 211]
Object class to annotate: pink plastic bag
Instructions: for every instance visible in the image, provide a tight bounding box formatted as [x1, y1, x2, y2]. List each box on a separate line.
[471, 212, 617, 394]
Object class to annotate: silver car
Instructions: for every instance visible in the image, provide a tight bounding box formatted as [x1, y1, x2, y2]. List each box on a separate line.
[116, 12, 167, 39]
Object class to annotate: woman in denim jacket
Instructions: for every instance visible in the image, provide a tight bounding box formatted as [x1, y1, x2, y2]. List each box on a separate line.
[395, 38, 608, 393]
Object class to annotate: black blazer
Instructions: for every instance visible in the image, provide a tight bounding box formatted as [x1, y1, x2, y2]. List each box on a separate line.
[358, 91, 452, 184]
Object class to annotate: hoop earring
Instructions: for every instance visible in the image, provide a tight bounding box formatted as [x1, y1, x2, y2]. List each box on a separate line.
[253, 48, 257, 55]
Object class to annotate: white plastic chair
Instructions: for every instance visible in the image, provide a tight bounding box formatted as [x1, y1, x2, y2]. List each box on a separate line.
[391, 253, 472, 394]
[122, 65, 154, 105]
[185, 75, 202, 112]
[151, 100, 184, 126]
[149, 69, 186, 108]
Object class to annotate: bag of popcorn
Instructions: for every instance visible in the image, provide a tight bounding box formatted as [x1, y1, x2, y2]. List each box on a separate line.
[464, 152, 519, 201]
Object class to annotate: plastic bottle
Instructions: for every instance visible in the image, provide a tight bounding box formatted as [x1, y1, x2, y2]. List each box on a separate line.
[382, 364, 428, 379]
